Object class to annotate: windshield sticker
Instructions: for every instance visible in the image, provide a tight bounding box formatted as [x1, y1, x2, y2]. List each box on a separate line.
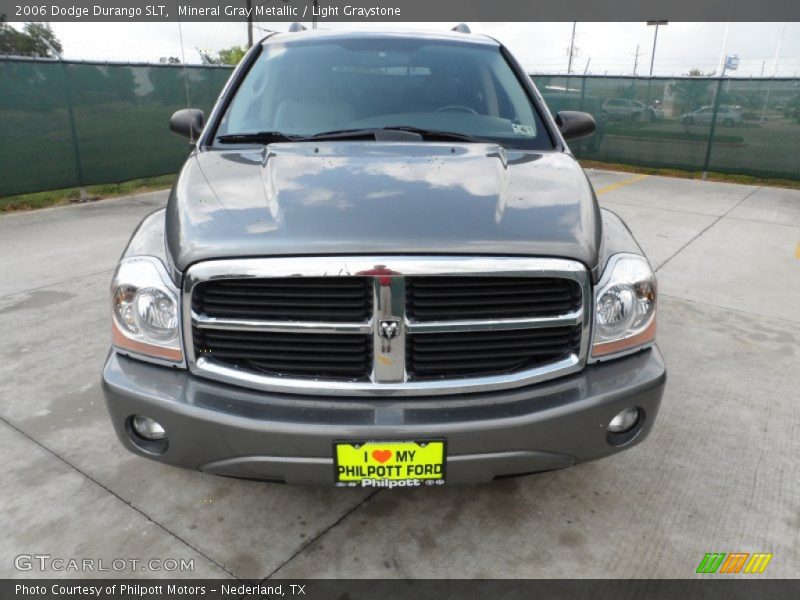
[511, 124, 536, 136]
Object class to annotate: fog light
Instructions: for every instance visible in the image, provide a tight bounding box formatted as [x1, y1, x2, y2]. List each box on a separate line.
[608, 407, 639, 433]
[131, 415, 166, 440]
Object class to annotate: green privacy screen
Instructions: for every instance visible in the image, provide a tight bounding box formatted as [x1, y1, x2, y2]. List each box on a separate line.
[2, 59, 799, 197]
[0, 58, 234, 197]
[533, 74, 800, 180]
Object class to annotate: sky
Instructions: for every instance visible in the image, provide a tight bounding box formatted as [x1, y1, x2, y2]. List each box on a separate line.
[33, 21, 800, 77]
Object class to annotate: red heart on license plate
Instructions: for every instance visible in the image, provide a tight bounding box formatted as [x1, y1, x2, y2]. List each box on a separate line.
[372, 449, 392, 463]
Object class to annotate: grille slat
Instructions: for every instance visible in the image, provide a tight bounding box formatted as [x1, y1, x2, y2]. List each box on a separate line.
[202, 297, 368, 309]
[197, 307, 368, 320]
[208, 351, 367, 363]
[412, 338, 573, 353]
[248, 361, 370, 375]
[411, 286, 572, 297]
[410, 294, 574, 308]
[406, 276, 581, 321]
[208, 280, 368, 291]
[410, 303, 575, 318]
[203, 290, 367, 300]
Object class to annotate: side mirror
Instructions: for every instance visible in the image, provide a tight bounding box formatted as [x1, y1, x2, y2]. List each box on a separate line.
[556, 111, 596, 141]
[169, 108, 205, 141]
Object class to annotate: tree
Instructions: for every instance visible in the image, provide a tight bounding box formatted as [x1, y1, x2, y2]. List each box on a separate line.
[670, 68, 713, 112]
[0, 20, 63, 57]
[199, 45, 247, 66]
[218, 46, 246, 65]
[159, 56, 181, 64]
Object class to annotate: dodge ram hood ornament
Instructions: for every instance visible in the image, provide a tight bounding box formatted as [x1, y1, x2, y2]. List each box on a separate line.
[379, 320, 400, 340]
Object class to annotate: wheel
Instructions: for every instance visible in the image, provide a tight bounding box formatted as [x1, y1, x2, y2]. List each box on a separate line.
[630, 111, 640, 122]
[435, 105, 479, 115]
[683, 116, 694, 126]
[723, 118, 734, 127]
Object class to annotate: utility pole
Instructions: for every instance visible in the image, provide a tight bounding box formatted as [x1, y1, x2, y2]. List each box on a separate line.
[632, 43, 643, 76]
[246, 0, 253, 48]
[647, 21, 667, 76]
[772, 24, 786, 75]
[716, 23, 730, 75]
[567, 22, 576, 75]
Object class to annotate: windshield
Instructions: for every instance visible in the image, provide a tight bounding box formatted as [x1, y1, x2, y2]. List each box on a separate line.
[214, 37, 553, 149]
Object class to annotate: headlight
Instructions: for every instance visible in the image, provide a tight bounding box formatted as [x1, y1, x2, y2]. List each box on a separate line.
[592, 254, 657, 358]
[111, 257, 182, 363]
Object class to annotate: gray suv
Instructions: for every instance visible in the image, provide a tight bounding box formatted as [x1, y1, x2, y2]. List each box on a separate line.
[102, 28, 666, 487]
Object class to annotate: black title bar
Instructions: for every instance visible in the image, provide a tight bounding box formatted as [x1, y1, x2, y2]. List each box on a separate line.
[4, 580, 800, 600]
[0, 0, 798, 22]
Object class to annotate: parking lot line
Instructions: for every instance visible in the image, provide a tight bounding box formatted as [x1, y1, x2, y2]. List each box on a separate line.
[594, 174, 649, 196]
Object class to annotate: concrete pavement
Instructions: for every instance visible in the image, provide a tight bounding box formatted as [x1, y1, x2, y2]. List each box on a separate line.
[0, 173, 798, 579]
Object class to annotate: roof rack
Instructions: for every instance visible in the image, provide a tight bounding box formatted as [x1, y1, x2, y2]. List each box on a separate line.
[288, 22, 307, 32]
[451, 23, 471, 34]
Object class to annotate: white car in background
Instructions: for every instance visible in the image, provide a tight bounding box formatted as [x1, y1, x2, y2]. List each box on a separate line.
[682, 105, 743, 127]
[602, 98, 665, 121]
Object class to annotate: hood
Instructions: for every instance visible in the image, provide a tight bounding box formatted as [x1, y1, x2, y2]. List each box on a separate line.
[166, 142, 601, 272]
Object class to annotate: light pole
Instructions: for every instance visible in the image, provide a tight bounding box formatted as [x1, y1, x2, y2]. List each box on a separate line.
[567, 22, 577, 75]
[647, 21, 667, 76]
[632, 43, 642, 76]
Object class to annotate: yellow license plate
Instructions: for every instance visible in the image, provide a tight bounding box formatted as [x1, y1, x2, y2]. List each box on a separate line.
[334, 440, 446, 488]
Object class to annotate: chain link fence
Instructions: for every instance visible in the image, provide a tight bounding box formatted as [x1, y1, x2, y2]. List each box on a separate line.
[2, 59, 799, 198]
[0, 57, 233, 197]
[532, 74, 800, 180]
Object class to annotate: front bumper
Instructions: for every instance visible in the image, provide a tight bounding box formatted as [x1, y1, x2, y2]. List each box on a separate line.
[102, 347, 666, 485]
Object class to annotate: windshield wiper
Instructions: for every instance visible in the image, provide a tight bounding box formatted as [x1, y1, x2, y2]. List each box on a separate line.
[303, 128, 419, 141]
[380, 126, 484, 143]
[218, 127, 486, 144]
[304, 127, 484, 143]
[217, 131, 299, 144]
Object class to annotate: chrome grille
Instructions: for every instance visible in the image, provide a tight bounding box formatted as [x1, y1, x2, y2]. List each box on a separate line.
[184, 257, 592, 396]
